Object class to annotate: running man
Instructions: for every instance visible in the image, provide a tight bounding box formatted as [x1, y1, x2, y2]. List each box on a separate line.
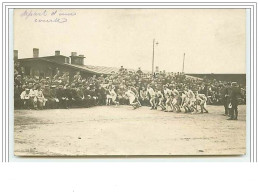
[195, 92, 209, 114]
[181, 90, 189, 113]
[186, 87, 198, 113]
[171, 87, 181, 112]
[130, 86, 141, 107]
[163, 85, 173, 112]
[125, 86, 140, 109]
[156, 88, 166, 111]
[147, 85, 156, 110]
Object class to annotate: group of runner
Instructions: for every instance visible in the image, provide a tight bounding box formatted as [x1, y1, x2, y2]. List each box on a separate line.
[107, 84, 208, 114]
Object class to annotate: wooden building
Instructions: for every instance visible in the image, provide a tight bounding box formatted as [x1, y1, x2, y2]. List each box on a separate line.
[15, 48, 119, 80]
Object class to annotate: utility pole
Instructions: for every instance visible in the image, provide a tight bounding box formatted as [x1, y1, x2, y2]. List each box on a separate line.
[182, 53, 185, 73]
[152, 39, 159, 74]
[152, 39, 155, 74]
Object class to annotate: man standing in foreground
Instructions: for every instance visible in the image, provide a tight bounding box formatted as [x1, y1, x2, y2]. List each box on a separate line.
[222, 82, 231, 116]
[228, 82, 242, 120]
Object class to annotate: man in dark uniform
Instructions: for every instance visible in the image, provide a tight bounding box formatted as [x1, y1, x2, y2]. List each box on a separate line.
[98, 85, 107, 105]
[56, 85, 68, 109]
[222, 82, 231, 116]
[136, 67, 143, 75]
[42, 85, 52, 109]
[14, 84, 23, 109]
[64, 85, 73, 108]
[50, 85, 58, 109]
[228, 82, 241, 120]
[70, 83, 81, 107]
[83, 85, 91, 108]
[89, 84, 98, 106]
[14, 75, 23, 88]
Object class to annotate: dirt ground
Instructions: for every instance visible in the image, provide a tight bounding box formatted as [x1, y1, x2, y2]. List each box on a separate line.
[14, 105, 246, 156]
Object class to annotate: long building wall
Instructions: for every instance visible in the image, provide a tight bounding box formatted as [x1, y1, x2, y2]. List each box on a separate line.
[187, 74, 246, 85]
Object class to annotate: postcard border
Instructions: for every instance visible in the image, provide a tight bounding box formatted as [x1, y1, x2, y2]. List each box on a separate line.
[1, 2, 257, 162]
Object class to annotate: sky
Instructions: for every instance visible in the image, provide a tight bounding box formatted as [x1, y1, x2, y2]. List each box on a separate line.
[14, 9, 246, 73]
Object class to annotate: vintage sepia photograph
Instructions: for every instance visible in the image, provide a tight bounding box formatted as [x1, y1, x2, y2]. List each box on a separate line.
[13, 9, 246, 156]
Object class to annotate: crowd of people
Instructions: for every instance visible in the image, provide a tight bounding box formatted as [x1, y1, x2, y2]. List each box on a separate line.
[14, 65, 246, 120]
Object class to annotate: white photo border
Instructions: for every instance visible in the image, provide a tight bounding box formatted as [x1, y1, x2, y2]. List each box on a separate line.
[1, 1, 257, 162]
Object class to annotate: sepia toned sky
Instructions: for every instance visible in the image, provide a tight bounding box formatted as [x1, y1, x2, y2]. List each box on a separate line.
[14, 9, 246, 73]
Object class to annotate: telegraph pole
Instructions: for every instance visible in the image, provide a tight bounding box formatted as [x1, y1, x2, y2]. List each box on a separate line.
[182, 53, 185, 73]
[152, 39, 159, 74]
[152, 39, 155, 74]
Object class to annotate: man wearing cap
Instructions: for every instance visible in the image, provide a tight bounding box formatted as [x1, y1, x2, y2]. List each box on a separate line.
[20, 88, 31, 109]
[228, 82, 242, 120]
[27, 85, 38, 109]
[222, 82, 231, 116]
[83, 85, 92, 107]
[64, 85, 73, 108]
[45, 77, 51, 85]
[136, 67, 143, 75]
[56, 85, 68, 109]
[50, 85, 58, 109]
[14, 84, 23, 109]
[73, 71, 81, 82]
[15, 75, 23, 88]
[119, 66, 124, 72]
[43, 85, 53, 109]
[36, 86, 45, 109]
[69, 83, 80, 107]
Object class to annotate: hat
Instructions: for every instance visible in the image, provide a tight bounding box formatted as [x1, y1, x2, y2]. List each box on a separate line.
[231, 82, 238, 87]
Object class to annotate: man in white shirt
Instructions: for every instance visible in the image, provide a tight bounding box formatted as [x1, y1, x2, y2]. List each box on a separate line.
[172, 87, 181, 112]
[186, 87, 198, 113]
[163, 85, 173, 112]
[181, 90, 189, 113]
[147, 85, 156, 110]
[156, 88, 165, 111]
[20, 88, 30, 109]
[125, 87, 140, 109]
[196, 92, 209, 113]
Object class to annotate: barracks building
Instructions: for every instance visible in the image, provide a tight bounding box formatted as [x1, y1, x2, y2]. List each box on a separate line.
[14, 48, 118, 81]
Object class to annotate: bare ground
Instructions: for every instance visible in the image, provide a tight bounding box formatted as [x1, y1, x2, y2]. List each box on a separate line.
[14, 105, 246, 156]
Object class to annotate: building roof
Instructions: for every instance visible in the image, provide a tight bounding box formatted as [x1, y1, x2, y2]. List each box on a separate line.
[18, 56, 203, 79]
[83, 65, 121, 74]
[18, 57, 117, 75]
